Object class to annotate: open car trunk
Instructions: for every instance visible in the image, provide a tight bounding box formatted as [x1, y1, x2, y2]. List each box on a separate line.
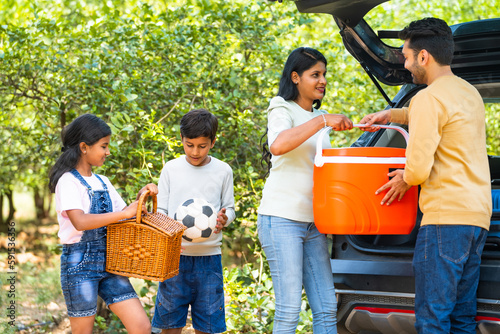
[294, 1, 500, 105]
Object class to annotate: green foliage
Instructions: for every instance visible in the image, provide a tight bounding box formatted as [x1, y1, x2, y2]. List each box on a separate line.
[0, 0, 307, 208]
[486, 103, 500, 155]
[0, 323, 17, 334]
[3, 0, 499, 218]
[225, 263, 275, 333]
[224, 261, 314, 333]
[94, 314, 126, 333]
[94, 316, 108, 331]
[138, 279, 157, 318]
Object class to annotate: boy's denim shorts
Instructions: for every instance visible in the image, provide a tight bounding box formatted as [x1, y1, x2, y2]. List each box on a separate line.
[60, 239, 138, 317]
[152, 255, 226, 334]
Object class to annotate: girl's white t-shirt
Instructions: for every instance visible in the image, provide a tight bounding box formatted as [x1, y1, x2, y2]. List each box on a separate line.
[55, 172, 127, 244]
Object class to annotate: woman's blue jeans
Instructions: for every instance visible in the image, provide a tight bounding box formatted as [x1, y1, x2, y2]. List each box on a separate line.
[413, 225, 488, 334]
[257, 215, 337, 334]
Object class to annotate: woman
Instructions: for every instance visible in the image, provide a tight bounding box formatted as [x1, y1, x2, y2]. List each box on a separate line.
[258, 47, 352, 333]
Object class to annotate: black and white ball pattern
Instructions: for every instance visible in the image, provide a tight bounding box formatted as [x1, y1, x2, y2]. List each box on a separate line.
[174, 198, 217, 242]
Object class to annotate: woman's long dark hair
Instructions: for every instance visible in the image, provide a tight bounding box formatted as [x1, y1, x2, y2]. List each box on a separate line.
[48, 114, 111, 193]
[261, 47, 328, 176]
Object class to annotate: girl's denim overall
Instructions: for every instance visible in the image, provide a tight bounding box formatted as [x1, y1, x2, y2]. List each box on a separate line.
[60, 169, 137, 318]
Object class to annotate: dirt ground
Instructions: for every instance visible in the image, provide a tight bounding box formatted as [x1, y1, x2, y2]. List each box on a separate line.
[19, 318, 197, 334]
[46, 318, 197, 334]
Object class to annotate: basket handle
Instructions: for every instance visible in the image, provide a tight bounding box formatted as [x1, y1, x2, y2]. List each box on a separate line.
[314, 124, 409, 167]
[135, 189, 158, 224]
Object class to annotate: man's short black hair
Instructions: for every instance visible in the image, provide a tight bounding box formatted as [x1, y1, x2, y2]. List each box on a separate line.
[399, 17, 454, 65]
[180, 108, 218, 142]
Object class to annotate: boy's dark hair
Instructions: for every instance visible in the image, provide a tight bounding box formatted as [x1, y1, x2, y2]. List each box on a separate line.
[278, 47, 328, 110]
[399, 17, 454, 66]
[48, 114, 111, 193]
[180, 108, 218, 142]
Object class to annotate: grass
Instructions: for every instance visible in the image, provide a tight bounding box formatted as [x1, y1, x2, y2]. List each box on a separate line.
[1, 190, 68, 332]
[0, 228, 67, 333]
[1, 186, 67, 333]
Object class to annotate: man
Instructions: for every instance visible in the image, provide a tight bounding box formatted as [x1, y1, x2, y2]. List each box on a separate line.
[360, 17, 492, 334]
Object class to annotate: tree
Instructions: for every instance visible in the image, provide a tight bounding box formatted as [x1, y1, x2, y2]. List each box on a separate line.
[1, 0, 499, 240]
[0, 0, 312, 234]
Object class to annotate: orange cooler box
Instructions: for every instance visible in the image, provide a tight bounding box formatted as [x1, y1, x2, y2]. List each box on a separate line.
[313, 126, 418, 235]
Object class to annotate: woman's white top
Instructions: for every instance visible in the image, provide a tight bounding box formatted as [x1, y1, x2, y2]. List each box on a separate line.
[258, 96, 331, 222]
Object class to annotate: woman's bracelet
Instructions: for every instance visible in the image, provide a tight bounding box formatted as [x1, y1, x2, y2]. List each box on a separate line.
[321, 114, 327, 128]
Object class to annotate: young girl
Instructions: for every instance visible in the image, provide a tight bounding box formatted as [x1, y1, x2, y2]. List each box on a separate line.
[49, 113, 155, 334]
[258, 47, 352, 333]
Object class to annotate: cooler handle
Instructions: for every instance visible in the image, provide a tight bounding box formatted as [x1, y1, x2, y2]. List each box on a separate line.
[314, 124, 410, 167]
[352, 124, 409, 142]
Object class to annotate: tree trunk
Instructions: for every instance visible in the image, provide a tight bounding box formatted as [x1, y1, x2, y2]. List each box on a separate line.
[46, 192, 53, 218]
[6, 190, 15, 223]
[34, 186, 46, 220]
[60, 109, 66, 131]
[0, 190, 15, 233]
[96, 296, 111, 318]
[34, 186, 52, 220]
[0, 193, 4, 231]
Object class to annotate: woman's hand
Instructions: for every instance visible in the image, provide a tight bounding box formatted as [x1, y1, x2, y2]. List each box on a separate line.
[325, 114, 353, 131]
[270, 113, 353, 156]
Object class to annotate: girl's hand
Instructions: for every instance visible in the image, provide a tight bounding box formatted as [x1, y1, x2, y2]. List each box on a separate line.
[326, 114, 353, 131]
[214, 208, 228, 234]
[123, 200, 139, 219]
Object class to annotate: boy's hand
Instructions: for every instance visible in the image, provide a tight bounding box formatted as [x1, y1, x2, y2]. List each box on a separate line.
[137, 184, 159, 213]
[137, 183, 158, 199]
[214, 208, 228, 234]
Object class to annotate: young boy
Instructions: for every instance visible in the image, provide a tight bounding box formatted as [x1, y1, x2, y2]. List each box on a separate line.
[153, 108, 236, 334]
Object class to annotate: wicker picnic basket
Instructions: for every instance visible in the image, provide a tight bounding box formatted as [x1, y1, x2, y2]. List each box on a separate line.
[106, 190, 186, 281]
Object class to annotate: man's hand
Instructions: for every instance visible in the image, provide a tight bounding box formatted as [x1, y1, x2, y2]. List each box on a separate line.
[359, 110, 391, 132]
[375, 169, 412, 205]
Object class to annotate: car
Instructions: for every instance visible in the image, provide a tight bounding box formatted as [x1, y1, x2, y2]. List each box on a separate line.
[283, 1, 500, 333]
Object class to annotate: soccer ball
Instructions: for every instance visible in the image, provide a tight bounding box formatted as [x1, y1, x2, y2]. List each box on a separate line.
[174, 198, 217, 242]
